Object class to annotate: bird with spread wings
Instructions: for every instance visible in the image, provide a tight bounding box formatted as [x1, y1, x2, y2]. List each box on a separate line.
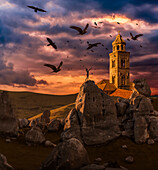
[44, 62, 63, 73]
[27, 6, 46, 13]
[87, 41, 101, 50]
[46, 38, 57, 50]
[70, 24, 89, 35]
[130, 32, 143, 40]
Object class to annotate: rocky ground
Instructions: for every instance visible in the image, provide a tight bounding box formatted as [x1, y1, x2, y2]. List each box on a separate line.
[0, 79, 158, 170]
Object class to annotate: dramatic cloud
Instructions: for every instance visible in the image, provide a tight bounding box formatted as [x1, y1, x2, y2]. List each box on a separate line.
[0, 0, 157, 95]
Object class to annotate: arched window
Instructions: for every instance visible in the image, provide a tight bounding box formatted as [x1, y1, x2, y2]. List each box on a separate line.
[121, 45, 123, 50]
[112, 76, 115, 84]
[121, 59, 125, 68]
[112, 60, 115, 68]
[121, 75, 125, 86]
[117, 45, 119, 50]
[113, 46, 115, 51]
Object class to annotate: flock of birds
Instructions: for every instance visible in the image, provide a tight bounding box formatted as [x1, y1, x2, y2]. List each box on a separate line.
[27, 5, 144, 80]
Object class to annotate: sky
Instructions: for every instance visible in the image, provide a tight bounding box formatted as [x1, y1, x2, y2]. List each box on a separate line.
[0, 0, 158, 95]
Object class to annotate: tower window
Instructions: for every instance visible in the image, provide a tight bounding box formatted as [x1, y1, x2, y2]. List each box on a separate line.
[121, 59, 125, 68]
[121, 45, 123, 50]
[117, 45, 119, 50]
[112, 76, 115, 84]
[112, 60, 115, 68]
[113, 46, 115, 51]
[121, 75, 125, 86]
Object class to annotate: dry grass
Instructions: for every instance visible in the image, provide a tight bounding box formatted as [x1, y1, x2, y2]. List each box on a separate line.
[29, 103, 75, 121]
[6, 91, 77, 119]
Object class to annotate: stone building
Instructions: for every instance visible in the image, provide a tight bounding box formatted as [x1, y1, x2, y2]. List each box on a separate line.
[109, 32, 130, 90]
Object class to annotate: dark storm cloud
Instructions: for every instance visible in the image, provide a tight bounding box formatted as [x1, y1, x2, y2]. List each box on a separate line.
[8, 0, 50, 8]
[131, 58, 158, 67]
[37, 80, 48, 85]
[0, 53, 48, 86]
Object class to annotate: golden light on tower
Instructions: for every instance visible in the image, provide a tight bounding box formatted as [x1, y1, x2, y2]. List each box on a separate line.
[109, 32, 130, 90]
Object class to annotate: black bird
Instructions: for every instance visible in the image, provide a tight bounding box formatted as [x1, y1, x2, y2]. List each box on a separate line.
[140, 45, 142, 48]
[106, 48, 108, 50]
[86, 68, 92, 80]
[87, 41, 101, 50]
[127, 38, 130, 41]
[110, 35, 112, 37]
[47, 38, 57, 49]
[44, 62, 63, 73]
[70, 23, 89, 35]
[27, 6, 46, 13]
[102, 44, 104, 47]
[130, 32, 143, 40]
[117, 22, 120, 24]
[136, 23, 138, 25]
[94, 22, 97, 26]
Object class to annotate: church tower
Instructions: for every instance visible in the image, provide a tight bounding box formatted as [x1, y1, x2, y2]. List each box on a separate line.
[109, 32, 130, 90]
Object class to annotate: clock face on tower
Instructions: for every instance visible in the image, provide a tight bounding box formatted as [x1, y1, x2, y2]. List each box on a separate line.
[109, 32, 130, 90]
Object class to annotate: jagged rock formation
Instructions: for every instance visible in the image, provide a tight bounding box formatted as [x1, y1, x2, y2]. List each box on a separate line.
[18, 118, 29, 128]
[29, 110, 50, 129]
[40, 138, 90, 170]
[0, 153, 14, 170]
[47, 119, 61, 132]
[132, 78, 151, 97]
[62, 80, 120, 145]
[25, 126, 45, 145]
[62, 79, 158, 145]
[0, 91, 19, 136]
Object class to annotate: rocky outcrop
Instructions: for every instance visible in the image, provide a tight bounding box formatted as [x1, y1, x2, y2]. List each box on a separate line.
[40, 110, 50, 127]
[18, 118, 29, 128]
[47, 119, 61, 132]
[29, 110, 50, 129]
[132, 78, 151, 97]
[25, 126, 45, 145]
[0, 91, 19, 136]
[0, 153, 14, 170]
[62, 80, 120, 145]
[40, 138, 89, 170]
[61, 108, 82, 142]
[62, 79, 157, 145]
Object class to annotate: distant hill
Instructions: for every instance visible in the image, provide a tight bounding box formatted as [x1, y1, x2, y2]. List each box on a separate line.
[0, 90, 77, 119]
[29, 103, 75, 121]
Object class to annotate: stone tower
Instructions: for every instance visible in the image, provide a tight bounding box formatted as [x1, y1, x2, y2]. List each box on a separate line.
[109, 32, 130, 90]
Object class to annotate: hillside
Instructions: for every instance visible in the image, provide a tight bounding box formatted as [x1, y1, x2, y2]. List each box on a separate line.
[1, 90, 77, 119]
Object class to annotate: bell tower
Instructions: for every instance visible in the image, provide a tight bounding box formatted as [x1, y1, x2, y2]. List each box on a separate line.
[109, 32, 130, 90]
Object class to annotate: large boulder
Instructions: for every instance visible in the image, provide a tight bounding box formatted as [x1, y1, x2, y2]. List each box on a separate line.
[40, 110, 50, 126]
[62, 81, 120, 145]
[61, 108, 82, 142]
[0, 153, 14, 170]
[132, 78, 151, 97]
[18, 118, 29, 128]
[25, 126, 45, 145]
[47, 119, 61, 132]
[40, 138, 89, 170]
[148, 116, 158, 141]
[75, 80, 120, 145]
[134, 115, 149, 143]
[0, 91, 19, 136]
